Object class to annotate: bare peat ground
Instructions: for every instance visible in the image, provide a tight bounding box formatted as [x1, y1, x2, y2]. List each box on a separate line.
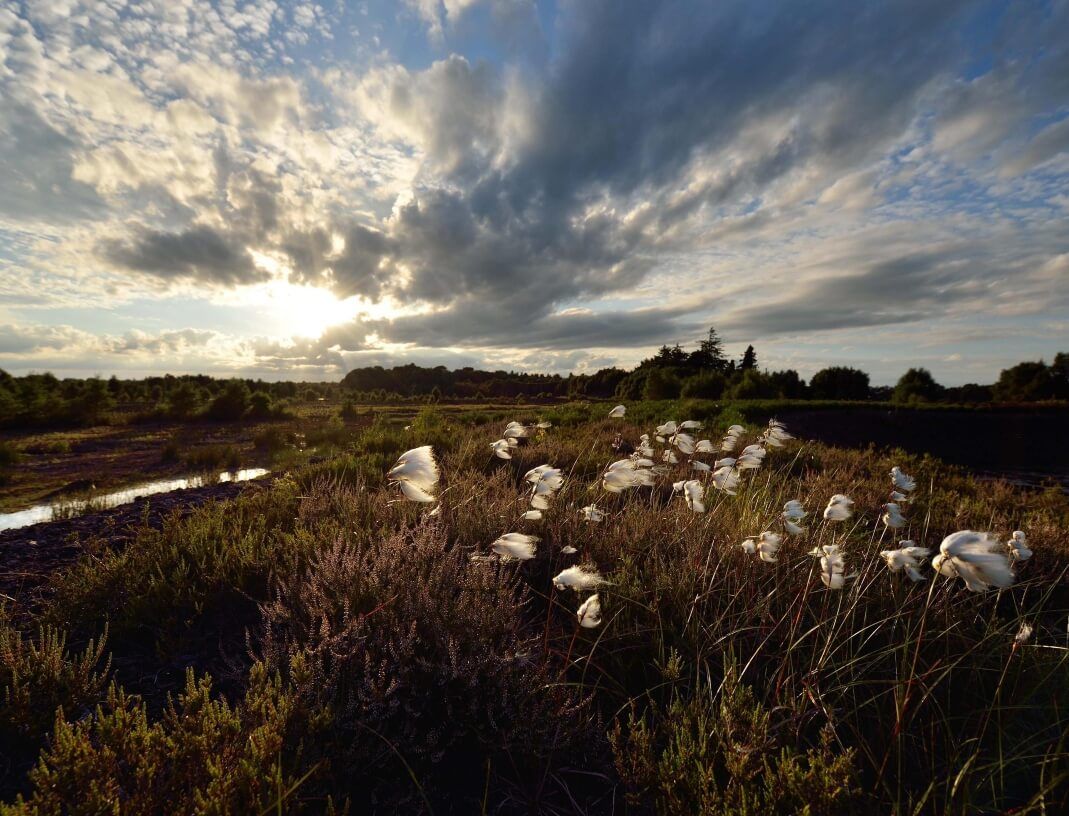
[0, 477, 271, 613]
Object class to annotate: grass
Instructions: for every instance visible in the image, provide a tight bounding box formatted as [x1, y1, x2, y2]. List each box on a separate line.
[1, 407, 1068, 813]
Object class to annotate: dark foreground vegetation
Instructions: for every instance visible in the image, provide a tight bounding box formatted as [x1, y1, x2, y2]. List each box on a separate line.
[2, 401, 1068, 813]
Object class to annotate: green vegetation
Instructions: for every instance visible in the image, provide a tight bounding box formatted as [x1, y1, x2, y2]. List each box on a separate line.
[1, 406, 1068, 812]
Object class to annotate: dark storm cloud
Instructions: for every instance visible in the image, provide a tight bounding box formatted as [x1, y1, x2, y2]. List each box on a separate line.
[85, 0, 1069, 355]
[373, 300, 703, 351]
[102, 225, 268, 286]
[342, 0, 1069, 351]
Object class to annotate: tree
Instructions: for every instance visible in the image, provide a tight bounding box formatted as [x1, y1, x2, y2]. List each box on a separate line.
[739, 345, 757, 371]
[893, 368, 943, 404]
[168, 381, 201, 419]
[728, 370, 776, 399]
[208, 380, 251, 421]
[689, 327, 728, 371]
[69, 377, 114, 425]
[643, 369, 682, 400]
[766, 369, 806, 399]
[1052, 352, 1069, 398]
[680, 372, 727, 399]
[809, 367, 870, 400]
[992, 361, 1056, 402]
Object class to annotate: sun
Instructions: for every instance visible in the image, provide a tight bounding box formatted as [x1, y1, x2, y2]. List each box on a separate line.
[257, 281, 362, 338]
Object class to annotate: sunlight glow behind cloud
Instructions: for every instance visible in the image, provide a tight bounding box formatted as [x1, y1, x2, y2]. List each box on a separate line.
[0, 0, 1066, 383]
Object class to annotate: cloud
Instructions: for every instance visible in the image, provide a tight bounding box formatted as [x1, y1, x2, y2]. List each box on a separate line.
[3, 0, 1069, 383]
[102, 225, 267, 286]
[0, 103, 105, 222]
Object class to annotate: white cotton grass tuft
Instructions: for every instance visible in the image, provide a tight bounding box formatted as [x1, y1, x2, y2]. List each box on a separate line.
[491, 439, 514, 459]
[762, 419, 793, 448]
[609, 404, 627, 418]
[522, 510, 543, 521]
[736, 444, 766, 470]
[823, 494, 854, 521]
[504, 420, 552, 440]
[561, 545, 578, 555]
[880, 541, 931, 581]
[602, 458, 657, 493]
[741, 537, 757, 554]
[932, 530, 1015, 592]
[662, 449, 680, 464]
[680, 479, 706, 513]
[525, 464, 565, 510]
[636, 434, 654, 458]
[387, 445, 440, 502]
[580, 504, 605, 523]
[710, 466, 740, 495]
[695, 439, 715, 453]
[655, 421, 678, 440]
[757, 531, 782, 562]
[503, 420, 531, 439]
[491, 532, 540, 561]
[691, 460, 712, 473]
[891, 466, 916, 493]
[882, 502, 907, 529]
[782, 500, 807, 533]
[1015, 622, 1033, 645]
[721, 424, 745, 452]
[810, 544, 849, 589]
[577, 594, 602, 628]
[553, 564, 608, 591]
[671, 432, 697, 455]
[1008, 530, 1032, 562]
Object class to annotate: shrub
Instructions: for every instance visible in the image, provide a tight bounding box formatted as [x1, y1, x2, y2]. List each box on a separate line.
[681, 372, 727, 399]
[185, 444, 242, 472]
[893, 367, 944, 404]
[260, 521, 601, 811]
[5, 661, 326, 815]
[0, 620, 110, 767]
[809, 366, 870, 400]
[610, 675, 862, 815]
[207, 380, 251, 421]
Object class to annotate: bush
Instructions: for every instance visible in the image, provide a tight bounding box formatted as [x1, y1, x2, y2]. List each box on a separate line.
[5, 661, 326, 815]
[207, 380, 251, 421]
[643, 369, 683, 400]
[809, 366, 870, 400]
[260, 521, 599, 810]
[610, 675, 861, 814]
[681, 372, 727, 399]
[247, 390, 274, 418]
[0, 441, 18, 469]
[185, 444, 241, 471]
[0, 621, 110, 752]
[893, 367, 943, 404]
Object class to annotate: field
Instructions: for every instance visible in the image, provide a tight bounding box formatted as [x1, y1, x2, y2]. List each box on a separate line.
[2, 401, 1068, 814]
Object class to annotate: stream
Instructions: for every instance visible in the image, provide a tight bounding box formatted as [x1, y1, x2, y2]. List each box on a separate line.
[0, 468, 269, 532]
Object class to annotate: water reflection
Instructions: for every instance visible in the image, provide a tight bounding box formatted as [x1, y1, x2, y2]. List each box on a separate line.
[0, 468, 269, 532]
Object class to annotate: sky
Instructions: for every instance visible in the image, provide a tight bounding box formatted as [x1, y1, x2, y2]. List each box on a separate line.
[1, 0, 1067, 386]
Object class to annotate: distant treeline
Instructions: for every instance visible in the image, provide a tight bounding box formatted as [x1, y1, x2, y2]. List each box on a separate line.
[0, 371, 317, 429]
[1, 327, 1066, 429]
[340, 328, 1069, 406]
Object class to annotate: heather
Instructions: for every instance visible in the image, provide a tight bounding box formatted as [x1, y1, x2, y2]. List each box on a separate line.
[2, 405, 1068, 813]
